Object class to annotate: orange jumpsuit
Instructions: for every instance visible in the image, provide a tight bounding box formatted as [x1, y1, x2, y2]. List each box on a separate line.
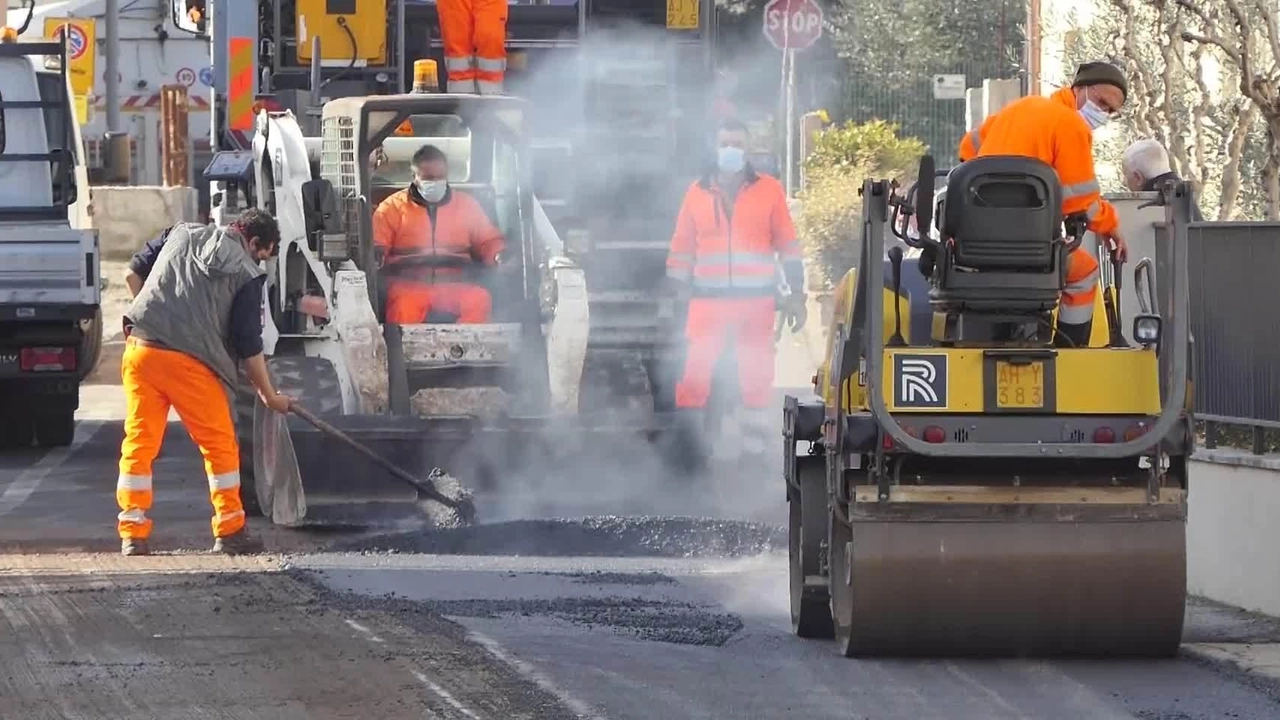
[373, 186, 505, 324]
[438, 0, 508, 94]
[958, 87, 1114, 326]
[666, 169, 803, 409]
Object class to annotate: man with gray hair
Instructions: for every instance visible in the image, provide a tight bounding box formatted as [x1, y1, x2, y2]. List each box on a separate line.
[1121, 139, 1204, 220]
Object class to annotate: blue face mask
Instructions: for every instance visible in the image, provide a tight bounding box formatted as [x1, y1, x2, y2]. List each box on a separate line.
[717, 146, 746, 174]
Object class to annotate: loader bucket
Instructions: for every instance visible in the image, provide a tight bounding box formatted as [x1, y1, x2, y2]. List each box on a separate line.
[278, 408, 696, 527]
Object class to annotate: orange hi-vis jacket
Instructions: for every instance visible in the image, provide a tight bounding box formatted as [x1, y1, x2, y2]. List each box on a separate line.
[666, 169, 803, 296]
[958, 87, 1120, 238]
[372, 185, 505, 279]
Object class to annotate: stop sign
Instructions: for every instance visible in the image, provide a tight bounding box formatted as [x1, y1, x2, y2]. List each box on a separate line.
[763, 0, 825, 52]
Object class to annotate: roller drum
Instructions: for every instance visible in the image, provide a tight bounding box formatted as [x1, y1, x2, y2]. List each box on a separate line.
[833, 516, 1186, 657]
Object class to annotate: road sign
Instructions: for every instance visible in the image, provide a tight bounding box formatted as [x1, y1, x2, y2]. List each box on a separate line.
[933, 74, 966, 100]
[763, 0, 824, 53]
[44, 18, 96, 97]
[176, 67, 197, 87]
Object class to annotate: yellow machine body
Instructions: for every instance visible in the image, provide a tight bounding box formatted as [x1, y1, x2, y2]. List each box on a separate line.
[296, 0, 388, 65]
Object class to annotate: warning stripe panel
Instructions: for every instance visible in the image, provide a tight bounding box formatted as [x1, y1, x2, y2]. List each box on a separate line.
[93, 94, 212, 112]
[228, 37, 255, 131]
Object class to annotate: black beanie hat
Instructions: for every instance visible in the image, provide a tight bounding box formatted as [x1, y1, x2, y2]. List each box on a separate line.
[1072, 61, 1128, 101]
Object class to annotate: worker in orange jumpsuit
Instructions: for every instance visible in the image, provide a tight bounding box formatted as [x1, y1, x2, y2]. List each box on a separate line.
[959, 61, 1131, 348]
[665, 117, 806, 453]
[373, 144, 506, 324]
[117, 209, 292, 557]
[438, 0, 508, 94]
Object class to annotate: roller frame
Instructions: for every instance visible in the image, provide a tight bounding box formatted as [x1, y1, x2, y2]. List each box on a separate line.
[783, 176, 1195, 658]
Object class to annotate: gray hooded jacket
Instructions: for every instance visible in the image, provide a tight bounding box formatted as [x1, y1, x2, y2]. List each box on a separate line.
[125, 223, 265, 390]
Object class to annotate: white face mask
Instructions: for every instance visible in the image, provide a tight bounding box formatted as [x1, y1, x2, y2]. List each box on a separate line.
[416, 179, 447, 203]
[1079, 90, 1110, 131]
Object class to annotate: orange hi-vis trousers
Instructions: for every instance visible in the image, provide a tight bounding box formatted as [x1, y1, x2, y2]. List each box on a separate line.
[385, 281, 493, 324]
[438, 0, 508, 94]
[675, 296, 777, 409]
[117, 338, 245, 541]
[1060, 247, 1101, 326]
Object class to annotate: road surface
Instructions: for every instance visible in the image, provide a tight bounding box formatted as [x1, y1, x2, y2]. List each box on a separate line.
[2, 300, 1280, 718]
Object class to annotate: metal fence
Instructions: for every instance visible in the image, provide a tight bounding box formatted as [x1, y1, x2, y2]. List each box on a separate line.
[833, 0, 1025, 156]
[1181, 223, 1280, 451]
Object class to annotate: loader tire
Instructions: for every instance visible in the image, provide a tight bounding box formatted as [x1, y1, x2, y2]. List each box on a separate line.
[789, 455, 833, 639]
[234, 355, 343, 517]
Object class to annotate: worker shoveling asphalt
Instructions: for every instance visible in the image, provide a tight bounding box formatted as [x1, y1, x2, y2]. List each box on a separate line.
[256, 403, 477, 529]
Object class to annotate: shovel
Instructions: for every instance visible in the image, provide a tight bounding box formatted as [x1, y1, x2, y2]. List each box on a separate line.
[288, 404, 478, 527]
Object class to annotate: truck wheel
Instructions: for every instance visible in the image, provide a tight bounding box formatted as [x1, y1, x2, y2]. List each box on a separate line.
[234, 355, 343, 517]
[0, 417, 34, 449]
[34, 411, 75, 448]
[790, 455, 834, 639]
[77, 308, 104, 381]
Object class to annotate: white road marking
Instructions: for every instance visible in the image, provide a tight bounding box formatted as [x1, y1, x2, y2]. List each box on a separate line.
[345, 616, 483, 718]
[0, 421, 103, 518]
[466, 629, 607, 720]
[343, 618, 385, 643]
[411, 670, 482, 720]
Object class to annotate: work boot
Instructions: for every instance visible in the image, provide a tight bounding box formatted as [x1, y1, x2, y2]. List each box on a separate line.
[1055, 319, 1093, 348]
[211, 528, 265, 555]
[121, 538, 150, 556]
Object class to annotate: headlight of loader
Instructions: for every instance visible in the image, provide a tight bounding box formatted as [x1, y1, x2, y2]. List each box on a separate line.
[1133, 314, 1162, 346]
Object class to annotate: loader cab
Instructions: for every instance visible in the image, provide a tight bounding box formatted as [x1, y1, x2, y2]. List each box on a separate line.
[892, 155, 1090, 346]
[314, 95, 535, 325]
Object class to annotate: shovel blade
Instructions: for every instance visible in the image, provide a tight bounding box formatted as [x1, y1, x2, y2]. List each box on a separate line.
[254, 402, 308, 526]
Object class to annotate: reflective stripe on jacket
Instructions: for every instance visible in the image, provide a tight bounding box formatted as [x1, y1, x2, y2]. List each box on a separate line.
[958, 87, 1120, 237]
[666, 168, 803, 297]
[372, 185, 505, 281]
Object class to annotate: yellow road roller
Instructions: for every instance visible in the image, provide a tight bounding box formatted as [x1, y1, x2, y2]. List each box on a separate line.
[782, 155, 1195, 657]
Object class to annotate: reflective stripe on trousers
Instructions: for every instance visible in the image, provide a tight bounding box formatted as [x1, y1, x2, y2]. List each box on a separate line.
[117, 339, 245, 540]
[1059, 247, 1100, 325]
[444, 55, 477, 93]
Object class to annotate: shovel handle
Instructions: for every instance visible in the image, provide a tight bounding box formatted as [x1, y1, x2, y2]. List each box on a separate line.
[288, 404, 424, 488]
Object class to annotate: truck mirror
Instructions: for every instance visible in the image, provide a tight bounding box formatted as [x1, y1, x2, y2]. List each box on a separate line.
[172, 0, 208, 36]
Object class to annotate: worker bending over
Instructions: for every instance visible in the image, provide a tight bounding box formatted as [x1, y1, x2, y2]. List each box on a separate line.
[960, 61, 1131, 347]
[118, 209, 291, 557]
[666, 118, 807, 449]
[373, 144, 505, 324]
[438, 0, 508, 94]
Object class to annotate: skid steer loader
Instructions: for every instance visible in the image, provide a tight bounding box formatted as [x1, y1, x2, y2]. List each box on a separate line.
[782, 155, 1194, 656]
[206, 92, 692, 523]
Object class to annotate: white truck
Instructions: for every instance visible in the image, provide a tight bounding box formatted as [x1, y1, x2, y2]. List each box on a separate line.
[0, 34, 101, 448]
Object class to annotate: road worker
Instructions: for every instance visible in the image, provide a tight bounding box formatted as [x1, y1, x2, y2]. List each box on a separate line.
[1121, 138, 1206, 221]
[438, 0, 508, 94]
[665, 117, 806, 452]
[959, 61, 1131, 348]
[373, 144, 506, 324]
[118, 209, 291, 557]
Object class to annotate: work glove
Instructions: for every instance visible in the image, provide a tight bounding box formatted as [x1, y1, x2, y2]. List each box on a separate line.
[657, 277, 689, 326]
[777, 292, 807, 336]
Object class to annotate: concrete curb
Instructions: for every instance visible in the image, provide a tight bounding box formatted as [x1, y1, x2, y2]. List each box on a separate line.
[1182, 643, 1280, 700]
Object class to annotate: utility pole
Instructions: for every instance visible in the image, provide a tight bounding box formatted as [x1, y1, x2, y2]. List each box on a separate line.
[104, 0, 119, 134]
[1026, 0, 1042, 96]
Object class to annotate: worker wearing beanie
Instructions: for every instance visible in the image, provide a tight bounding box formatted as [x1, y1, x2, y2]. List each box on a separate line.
[958, 61, 1130, 348]
[438, 0, 508, 94]
[117, 209, 292, 557]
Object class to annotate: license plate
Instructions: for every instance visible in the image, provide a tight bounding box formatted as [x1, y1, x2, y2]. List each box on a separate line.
[996, 361, 1045, 409]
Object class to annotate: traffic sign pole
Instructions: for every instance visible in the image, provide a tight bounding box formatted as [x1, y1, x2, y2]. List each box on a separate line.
[785, 50, 795, 196]
[763, 0, 824, 195]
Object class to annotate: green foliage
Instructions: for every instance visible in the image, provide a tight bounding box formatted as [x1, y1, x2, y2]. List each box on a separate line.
[797, 120, 926, 290]
[828, 0, 1024, 155]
